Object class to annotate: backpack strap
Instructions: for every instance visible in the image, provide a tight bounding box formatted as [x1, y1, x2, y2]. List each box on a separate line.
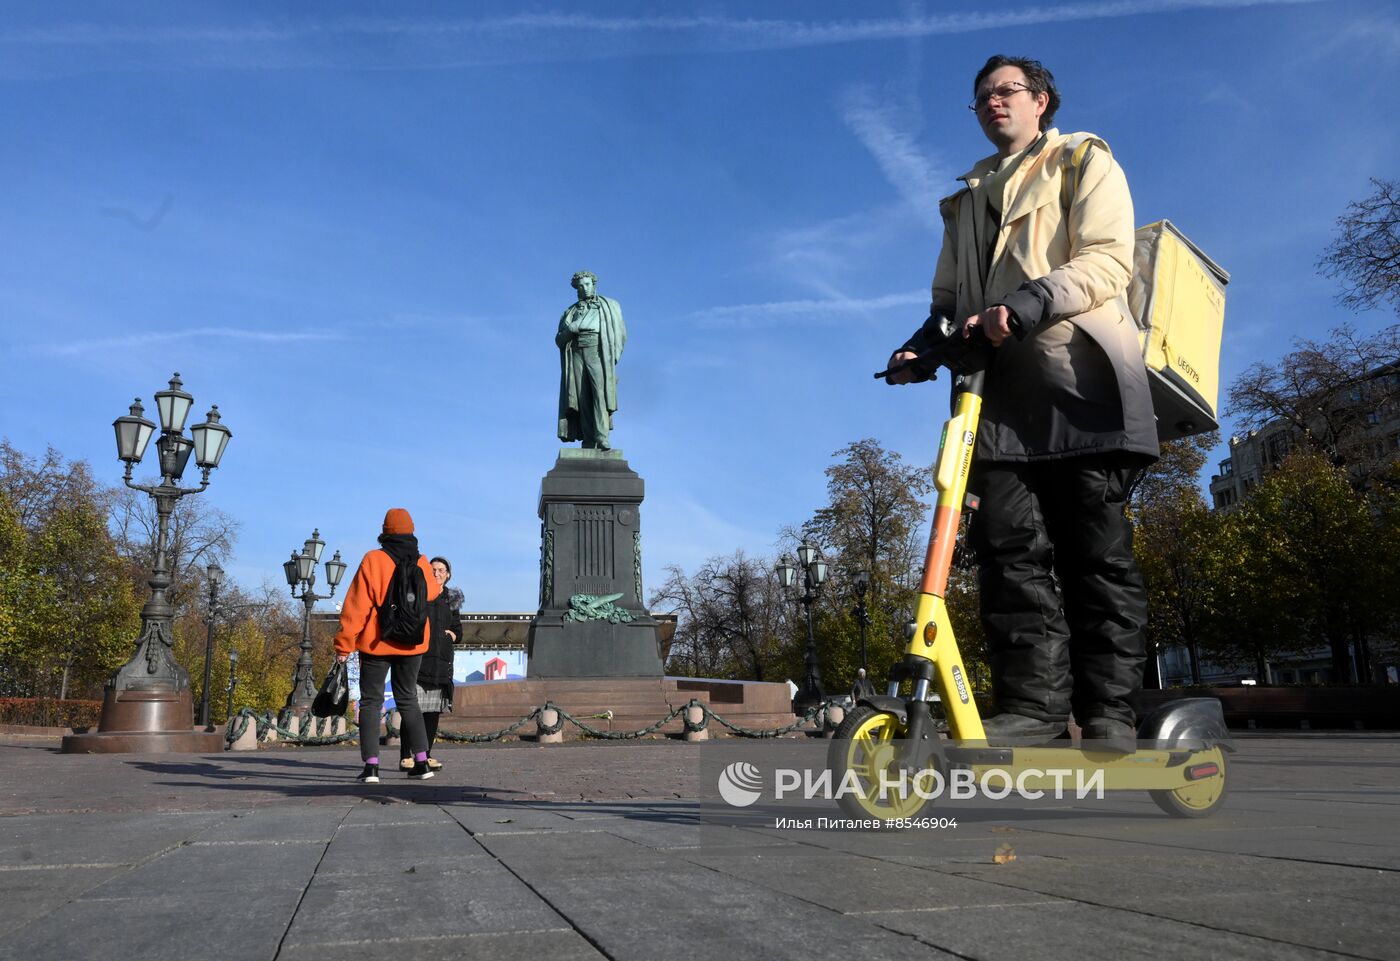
[1059, 133, 1109, 213]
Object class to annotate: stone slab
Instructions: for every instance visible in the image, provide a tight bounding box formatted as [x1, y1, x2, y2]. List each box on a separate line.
[193, 807, 349, 843]
[103, 839, 323, 898]
[0, 866, 125, 937]
[280, 928, 608, 961]
[681, 849, 1066, 913]
[280, 860, 567, 945]
[512, 864, 965, 961]
[0, 883, 301, 961]
[316, 822, 489, 875]
[476, 828, 670, 877]
[867, 900, 1353, 961]
[0, 811, 223, 867]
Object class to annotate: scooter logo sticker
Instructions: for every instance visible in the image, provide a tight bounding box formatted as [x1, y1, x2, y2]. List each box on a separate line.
[717, 761, 763, 807]
[951, 665, 970, 704]
[960, 430, 976, 479]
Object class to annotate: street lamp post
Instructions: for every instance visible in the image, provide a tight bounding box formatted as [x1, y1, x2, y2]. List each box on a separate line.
[775, 540, 829, 716]
[63, 373, 232, 754]
[852, 568, 872, 675]
[199, 562, 225, 730]
[281, 530, 346, 718]
[226, 648, 239, 722]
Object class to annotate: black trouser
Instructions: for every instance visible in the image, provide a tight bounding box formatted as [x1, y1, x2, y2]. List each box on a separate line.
[968, 454, 1148, 726]
[358, 653, 427, 762]
[400, 711, 439, 761]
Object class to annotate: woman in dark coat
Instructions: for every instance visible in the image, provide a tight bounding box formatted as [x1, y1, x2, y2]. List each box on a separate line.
[400, 556, 460, 770]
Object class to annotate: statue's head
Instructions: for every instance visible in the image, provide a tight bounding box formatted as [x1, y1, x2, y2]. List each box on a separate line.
[571, 270, 598, 299]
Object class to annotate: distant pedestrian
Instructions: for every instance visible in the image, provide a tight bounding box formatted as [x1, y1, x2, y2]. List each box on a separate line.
[850, 668, 877, 702]
[400, 556, 461, 772]
[334, 508, 441, 783]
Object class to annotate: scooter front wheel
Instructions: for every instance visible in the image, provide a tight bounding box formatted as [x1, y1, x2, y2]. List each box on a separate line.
[1149, 747, 1228, 818]
[829, 704, 943, 822]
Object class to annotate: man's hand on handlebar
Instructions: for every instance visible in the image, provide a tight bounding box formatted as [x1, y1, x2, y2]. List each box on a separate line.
[884, 350, 921, 385]
[962, 305, 1017, 346]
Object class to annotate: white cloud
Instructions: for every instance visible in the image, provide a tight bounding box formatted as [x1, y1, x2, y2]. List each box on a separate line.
[31, 327, 344, 357]
[691, 291, 928, 329]
[838, 86, 953, 228]
[1312, 14, 1400, 59]
[0, 1, 1327, 69]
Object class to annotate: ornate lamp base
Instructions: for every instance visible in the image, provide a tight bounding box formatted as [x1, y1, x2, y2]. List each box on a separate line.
[60, 689, 225, 754]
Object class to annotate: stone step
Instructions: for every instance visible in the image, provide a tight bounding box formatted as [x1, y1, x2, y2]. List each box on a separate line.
[437, 710, 804, 738]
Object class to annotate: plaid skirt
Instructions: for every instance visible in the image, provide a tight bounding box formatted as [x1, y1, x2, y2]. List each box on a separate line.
[415, 684, 450, 714]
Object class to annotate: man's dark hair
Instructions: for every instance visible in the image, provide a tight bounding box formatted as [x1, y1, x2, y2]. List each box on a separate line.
[974, 55, 1060, 131]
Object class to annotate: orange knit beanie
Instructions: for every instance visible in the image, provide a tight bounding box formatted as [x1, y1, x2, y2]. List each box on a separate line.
[382, 508, 414, 535]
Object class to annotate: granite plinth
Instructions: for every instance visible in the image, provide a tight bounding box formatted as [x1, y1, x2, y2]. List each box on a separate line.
[529, 450, 663, 677]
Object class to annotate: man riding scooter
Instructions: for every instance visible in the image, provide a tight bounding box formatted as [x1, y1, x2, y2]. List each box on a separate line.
[886, 55, 1157, 750]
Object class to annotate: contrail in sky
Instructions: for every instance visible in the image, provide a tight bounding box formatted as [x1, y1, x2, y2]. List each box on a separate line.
[0, 0, 1325, 55]
[37, 327, 342, 356]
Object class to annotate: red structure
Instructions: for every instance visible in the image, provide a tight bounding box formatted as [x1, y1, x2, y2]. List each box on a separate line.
[484, 657, 508, 681]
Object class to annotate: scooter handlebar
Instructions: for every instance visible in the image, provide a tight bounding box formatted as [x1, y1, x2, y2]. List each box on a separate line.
[875, 315, 988, 381]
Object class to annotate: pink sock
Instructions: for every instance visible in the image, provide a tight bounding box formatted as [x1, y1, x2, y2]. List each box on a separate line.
[414, 751, 428, 762]
[365, 757, 379, 766]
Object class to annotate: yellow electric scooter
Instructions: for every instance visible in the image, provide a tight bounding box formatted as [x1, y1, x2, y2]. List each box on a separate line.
[829, 314, 1231, 820]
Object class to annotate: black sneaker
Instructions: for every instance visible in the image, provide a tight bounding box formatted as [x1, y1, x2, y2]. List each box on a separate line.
[1081, 717, 1137, 754]
[980, 712, 1067, 745]
[356, 764, 380, 784]
[407, 761, 435, 780]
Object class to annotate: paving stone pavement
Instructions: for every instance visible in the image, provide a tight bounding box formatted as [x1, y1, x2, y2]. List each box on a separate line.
[1, 734, 1397, 961]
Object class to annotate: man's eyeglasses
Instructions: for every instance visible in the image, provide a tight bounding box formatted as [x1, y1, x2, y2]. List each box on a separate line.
[968, 81, 1033, 112]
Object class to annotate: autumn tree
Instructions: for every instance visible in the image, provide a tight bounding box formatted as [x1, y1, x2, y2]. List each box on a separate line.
[1125, 432, 1222, 685]
[650, 551, 791, 681]
[0, 442, 140, 698]
[1211, 452, 1400, 681]
[777, 439, 939, 692]
[110, 482, 239, 615]
[172, 578, 301, 719]
[1227, 323, 1400, 488]
[1318, 177, 1400, 317]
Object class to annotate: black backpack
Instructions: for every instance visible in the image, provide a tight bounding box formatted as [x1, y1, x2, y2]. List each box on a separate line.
[378, 554, 428, 644]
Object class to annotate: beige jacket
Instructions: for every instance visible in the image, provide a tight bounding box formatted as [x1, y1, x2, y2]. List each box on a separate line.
[928, 128, 1158, 462]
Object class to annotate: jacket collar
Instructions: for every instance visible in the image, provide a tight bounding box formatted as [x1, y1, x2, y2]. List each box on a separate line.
[954, 128, 1062, 223]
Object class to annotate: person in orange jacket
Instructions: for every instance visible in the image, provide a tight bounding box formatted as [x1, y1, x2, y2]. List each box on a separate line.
[334, 508, 441, 783]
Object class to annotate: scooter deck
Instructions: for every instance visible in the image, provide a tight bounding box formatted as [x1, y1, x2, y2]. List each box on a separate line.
[945, 744, 1225, 791]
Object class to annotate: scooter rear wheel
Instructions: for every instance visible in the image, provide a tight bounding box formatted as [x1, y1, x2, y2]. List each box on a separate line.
[829, 704, 942, 822]
[1149, 748, 1228, 818]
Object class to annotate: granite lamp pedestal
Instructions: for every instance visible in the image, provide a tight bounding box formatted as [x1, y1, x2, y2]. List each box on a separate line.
[528, 450, 664, 677]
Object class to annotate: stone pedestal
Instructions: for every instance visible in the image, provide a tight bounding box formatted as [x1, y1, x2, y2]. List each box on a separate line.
[61, 689, 224, 754]
[528, 450, 664, 677]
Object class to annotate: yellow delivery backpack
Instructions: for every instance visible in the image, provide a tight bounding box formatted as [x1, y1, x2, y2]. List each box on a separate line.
[1064, 139, 1229, 443]
[1128, 220, 1229, 442]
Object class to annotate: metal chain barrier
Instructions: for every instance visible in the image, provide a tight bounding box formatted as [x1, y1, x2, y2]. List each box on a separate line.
[224, 699, 839, 746]
[705, 702, 829, 738]
[546, 700, 687, 740]
[436, 710, 543, 743]
[224, 708, 360, 747]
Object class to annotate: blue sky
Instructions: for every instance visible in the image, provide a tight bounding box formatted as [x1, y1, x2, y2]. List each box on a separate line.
[2, 1, 1397, 612]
